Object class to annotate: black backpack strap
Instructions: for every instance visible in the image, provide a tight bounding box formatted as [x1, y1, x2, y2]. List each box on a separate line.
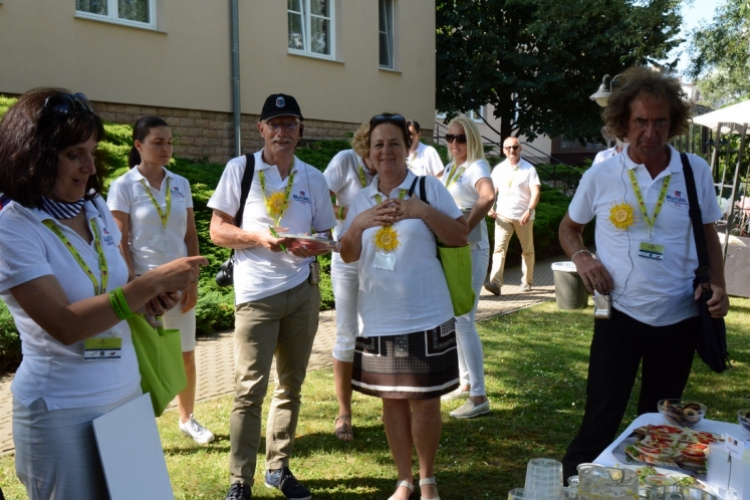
[235, 153, 256, 228]
[406, 175, 430, 205]
[680, 152, 711, 281]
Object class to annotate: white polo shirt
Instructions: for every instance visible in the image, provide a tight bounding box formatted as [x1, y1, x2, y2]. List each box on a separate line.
[208, 151, 337, 304]
[407, 142, 445, 177]
[323, 149, 375, 240]
[442, 158, 492, 250]
[568, 144, 722, 326]
[341, 171, 462, 336]
[592, 146, 621, 166]
[0, 197, 139, 410]
[491, 158, 541, 219]
[107, 167, 193, 274]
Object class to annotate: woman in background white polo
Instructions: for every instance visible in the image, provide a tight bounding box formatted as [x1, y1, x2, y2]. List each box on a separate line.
[107, 116, 214, 444]
[439, 117, 495, 419]
[323, 122, 375, 441]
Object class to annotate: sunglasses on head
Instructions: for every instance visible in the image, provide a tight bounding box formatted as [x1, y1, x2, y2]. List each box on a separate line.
[370, 113, 406, 127]
[504, 145, 520, 151]
[445, 134, 467, 144]
[43, 92, 94, 118]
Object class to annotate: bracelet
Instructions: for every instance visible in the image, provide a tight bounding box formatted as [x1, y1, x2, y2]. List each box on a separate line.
[108, 287, 134, 320]
[338, 206, 345, 221]
[571, 249, 594, 262]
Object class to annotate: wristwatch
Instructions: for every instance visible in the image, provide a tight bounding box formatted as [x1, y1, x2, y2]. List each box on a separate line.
[528, 208, 535, 216]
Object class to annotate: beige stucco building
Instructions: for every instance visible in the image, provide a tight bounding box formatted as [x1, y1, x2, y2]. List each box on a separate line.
[0, 1, 436, 162]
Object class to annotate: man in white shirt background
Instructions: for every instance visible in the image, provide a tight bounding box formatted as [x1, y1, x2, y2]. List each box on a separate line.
[485, 137, 541, 294]
[407, 120, 445, 177]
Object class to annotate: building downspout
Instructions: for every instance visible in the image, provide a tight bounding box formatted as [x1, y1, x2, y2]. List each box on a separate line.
[230, 0, 241, 157]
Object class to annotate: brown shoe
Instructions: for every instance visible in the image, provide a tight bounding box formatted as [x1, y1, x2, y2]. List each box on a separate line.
[484, 281, 501, 295]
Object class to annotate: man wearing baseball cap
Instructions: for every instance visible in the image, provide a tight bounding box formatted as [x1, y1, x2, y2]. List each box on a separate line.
[209, 93, 336, 500]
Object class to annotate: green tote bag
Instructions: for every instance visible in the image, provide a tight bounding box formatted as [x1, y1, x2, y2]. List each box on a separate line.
[438, 242, 476, 316]
[128, 313, 187, 417]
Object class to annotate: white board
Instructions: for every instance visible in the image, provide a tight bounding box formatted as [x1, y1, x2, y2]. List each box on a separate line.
[92, 393, 174, 500]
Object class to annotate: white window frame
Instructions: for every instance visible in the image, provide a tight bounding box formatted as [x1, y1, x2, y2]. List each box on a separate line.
[288, 0, 336, 61]
[379, 0, 394, 69]
[468, 107, 484, 122]
[75, 0, 157, 30]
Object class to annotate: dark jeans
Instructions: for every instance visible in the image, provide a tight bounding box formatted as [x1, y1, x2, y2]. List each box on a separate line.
[561, 307, 698, 481]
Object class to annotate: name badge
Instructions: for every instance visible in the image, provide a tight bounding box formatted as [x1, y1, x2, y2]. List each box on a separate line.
[84, 337, 122, 360]
[638, 241, 664, 260]
[374, 251, 396, 271]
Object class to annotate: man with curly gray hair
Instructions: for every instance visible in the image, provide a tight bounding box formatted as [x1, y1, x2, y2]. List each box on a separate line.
[558, 67, 729, 481]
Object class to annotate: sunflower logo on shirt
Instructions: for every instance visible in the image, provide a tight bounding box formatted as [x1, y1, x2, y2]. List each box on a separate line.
[609, 202, 635, 230]
[373, 226, 400, 252]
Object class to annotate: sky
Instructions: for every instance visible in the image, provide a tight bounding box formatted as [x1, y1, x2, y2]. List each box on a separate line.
[674, 0, 724, 79]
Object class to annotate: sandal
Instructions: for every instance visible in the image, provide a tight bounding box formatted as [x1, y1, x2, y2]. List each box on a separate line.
[419, 477, 441, 500]
[387, 479, 414, 500]
[333, 415, 353, 441]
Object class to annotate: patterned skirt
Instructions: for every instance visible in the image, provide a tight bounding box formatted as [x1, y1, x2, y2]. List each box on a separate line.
[352, 319, 459, 399]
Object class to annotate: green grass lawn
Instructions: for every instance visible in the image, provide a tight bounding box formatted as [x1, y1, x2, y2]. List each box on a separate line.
[1, 298, 748, 499]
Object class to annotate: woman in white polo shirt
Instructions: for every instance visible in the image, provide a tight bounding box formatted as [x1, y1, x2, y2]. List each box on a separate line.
[107, 116, 214, 444]
[439, 117, 495, 419]
[323, 122, 375, 441]
[339, 113, 468, 500]
[0, 89, 204, 500]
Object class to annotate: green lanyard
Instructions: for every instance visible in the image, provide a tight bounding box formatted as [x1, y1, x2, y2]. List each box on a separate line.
[357, 165, 367, 188]
[139, 177, 171, 231]
[258, 166, 296, 225]
[374, 189, 407, 204]
[445, 164, 466, 189]
[42, 217, 109, 295]
[627, 169, 671, 238]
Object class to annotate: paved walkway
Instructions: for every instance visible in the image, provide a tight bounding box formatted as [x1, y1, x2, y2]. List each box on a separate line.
[0, 256, 569, 456]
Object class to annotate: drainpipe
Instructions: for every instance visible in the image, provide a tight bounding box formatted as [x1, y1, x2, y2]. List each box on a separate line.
[230, 0, 241, 157]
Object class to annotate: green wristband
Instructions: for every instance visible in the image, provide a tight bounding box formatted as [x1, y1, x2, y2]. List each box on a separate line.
[338, 206, 345, 220]
[109, 287, 134, 320]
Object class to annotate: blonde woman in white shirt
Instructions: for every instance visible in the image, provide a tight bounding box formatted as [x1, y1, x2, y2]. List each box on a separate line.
[107, 116, 214, 444]
[439, 117, 495, 419]
[323, 122, 375, 441]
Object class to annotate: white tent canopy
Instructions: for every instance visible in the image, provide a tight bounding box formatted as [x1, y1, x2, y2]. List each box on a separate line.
[692, 99, 750, 134]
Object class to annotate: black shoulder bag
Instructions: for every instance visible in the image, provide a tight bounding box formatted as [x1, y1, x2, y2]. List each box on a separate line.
[215, 153, 255, 286]
[680, 152, 730, 373]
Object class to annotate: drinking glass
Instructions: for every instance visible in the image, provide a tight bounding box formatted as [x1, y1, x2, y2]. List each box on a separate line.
[578, 466, 638, 499]
[524, 458, 563, 499]
[507, 488, 544, 500]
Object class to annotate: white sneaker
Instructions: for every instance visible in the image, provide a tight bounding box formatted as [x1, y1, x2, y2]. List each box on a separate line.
[441, 386, 470, 402]
[179, 414, 215, 444]
[450, 399, 491, 419]
[521, 282, 532, 292]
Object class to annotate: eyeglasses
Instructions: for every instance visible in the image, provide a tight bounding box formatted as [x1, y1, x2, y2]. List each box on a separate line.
[504, 145, 520, 151]
[264, 121, 301, 133]
[445, 134, 467, 144]
[631, 118, 669, 131]
[370, 113, 406, 128]
[43, 92, 94, 118]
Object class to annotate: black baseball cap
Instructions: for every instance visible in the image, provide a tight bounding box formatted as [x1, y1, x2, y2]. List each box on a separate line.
[260, 94, 303, 121]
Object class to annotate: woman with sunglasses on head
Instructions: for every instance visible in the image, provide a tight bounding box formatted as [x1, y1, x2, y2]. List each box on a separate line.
[107, 116, 214, 444]
[439, 117, 495, 419]
[323, 122, 375, 442]
[0, 89, 206, 500]
[339, 113, 468, 500]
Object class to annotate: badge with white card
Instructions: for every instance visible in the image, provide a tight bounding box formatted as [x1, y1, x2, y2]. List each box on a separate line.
[84, 337, 122, 360]
[374, 251, 396, 271]
[638, 241, 664, 260]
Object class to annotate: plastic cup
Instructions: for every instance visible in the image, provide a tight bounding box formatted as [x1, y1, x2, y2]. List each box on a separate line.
[524, 458, 563, 499]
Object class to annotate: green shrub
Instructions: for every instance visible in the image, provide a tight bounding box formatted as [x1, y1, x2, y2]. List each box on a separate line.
[0, 301, 21, 373]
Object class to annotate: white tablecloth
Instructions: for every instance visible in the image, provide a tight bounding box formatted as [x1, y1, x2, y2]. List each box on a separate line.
[593, 412, 744, 467]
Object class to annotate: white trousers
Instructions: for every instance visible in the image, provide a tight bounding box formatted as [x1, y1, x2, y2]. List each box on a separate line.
[162, 301, 197, 352]
[455, 244, 489, 397]
[330, 252, 359, 362]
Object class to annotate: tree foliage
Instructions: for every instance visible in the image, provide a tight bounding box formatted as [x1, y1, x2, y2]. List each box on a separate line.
[436, 0, 683, 143]
[688, 0, 750, 107]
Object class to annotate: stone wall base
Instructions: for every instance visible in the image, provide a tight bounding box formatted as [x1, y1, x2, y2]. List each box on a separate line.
[93, 101, 360, 164]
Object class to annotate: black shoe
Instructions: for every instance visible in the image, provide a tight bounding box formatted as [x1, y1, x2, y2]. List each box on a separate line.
[265, 466, 312, 500]
[225, 481, 251, 500]
[484, 281, 501, 295]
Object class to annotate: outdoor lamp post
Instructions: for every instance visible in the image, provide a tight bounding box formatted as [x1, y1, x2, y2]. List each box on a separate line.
[589, 74, 623, 107]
